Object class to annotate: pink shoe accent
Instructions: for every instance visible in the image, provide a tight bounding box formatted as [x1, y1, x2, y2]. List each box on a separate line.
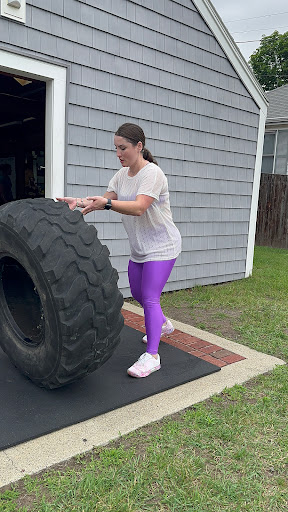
[142, 319, 174, 343]
[127, 352, 161, 378]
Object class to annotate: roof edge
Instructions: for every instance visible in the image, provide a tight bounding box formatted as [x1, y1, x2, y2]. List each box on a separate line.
[192, 0, 268, 112]
[266, 118, 288, 125]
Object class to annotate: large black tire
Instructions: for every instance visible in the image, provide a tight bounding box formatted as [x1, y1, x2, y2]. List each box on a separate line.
[0, 198, 124, 389]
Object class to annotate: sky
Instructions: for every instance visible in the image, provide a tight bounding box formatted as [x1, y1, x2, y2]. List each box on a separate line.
[211, 0, 288, 61]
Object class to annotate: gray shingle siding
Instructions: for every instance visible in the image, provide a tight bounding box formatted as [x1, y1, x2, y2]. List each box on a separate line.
[0, 0, 260, 297]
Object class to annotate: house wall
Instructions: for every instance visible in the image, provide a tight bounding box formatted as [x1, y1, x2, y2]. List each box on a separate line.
[0, 0, 260, 297]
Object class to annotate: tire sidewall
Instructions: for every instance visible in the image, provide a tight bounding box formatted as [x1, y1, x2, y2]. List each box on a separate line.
[0, 223, 62, 381]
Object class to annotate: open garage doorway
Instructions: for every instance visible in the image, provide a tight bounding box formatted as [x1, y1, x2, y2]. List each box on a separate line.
[0, 71, 46, 204]
[0, 50, 66, 201]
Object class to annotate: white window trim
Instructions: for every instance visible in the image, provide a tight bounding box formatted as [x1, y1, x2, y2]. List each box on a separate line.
[272, 131, 278, 174]
[261, 131, 276, 174]
[262, 129, 288, 175]
[0, 49, 66, 198]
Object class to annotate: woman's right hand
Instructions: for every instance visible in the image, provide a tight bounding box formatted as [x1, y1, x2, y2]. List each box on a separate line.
[56, 197, 77, 210]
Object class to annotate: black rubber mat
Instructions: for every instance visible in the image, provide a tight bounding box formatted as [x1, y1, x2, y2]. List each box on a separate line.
[0, 325, 220, 450]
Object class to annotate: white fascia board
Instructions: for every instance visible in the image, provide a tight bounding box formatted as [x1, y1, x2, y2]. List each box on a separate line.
[245, 108, 266, 277]
[192, 0, 268, 113]
[0, 49, 66, 199]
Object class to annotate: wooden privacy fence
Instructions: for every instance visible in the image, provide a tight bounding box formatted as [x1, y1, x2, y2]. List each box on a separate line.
[256, 174, 288, 248]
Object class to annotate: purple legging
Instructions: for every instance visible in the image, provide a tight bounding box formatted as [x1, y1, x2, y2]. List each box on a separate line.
[128, 259, 176, 355]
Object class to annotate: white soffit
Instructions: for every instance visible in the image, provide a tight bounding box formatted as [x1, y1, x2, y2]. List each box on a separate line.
[192, 0, 268, 114]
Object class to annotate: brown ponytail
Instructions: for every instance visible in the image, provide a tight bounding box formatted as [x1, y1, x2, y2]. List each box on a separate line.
[142, 147, 158, 165]
[115, 123, 158, 165]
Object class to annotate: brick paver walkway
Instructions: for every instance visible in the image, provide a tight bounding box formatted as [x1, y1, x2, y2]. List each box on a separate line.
[122, 309, 246, 368]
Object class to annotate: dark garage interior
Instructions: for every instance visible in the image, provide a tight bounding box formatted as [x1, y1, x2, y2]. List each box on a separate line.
[0, 71, 46, 204]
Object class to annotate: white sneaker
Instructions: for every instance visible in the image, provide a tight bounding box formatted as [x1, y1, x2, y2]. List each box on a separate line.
[142, 319, 174, 343]
[127, 352, 161, 378]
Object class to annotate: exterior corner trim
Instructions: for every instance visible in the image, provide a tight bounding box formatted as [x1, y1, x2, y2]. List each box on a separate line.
[245, 108, 266, 277]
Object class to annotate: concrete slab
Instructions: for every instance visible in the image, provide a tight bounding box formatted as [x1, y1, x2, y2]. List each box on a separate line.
[0, 303, 285, 488]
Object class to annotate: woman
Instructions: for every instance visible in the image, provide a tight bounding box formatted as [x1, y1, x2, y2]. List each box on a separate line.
[57, 123, 181, 378]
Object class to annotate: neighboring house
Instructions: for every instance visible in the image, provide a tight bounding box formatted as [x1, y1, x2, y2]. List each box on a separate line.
[261, 84, 288, 176]
[257, 84, 288, 249]
[0, 0, 267, 297]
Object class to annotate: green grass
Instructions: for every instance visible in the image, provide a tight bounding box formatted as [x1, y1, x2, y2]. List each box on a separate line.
[161, 245, 288, 361]
[1, 246, 287, 512]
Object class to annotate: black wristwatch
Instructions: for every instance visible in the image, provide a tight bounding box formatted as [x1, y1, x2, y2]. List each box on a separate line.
[104, 198, 112, 210]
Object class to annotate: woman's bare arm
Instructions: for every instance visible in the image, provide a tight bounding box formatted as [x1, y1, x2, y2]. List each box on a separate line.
[81, 194, 154, 216]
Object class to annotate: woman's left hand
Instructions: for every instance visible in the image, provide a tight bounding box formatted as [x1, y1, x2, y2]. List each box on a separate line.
[81, 196, 107, 215]
[56, 196, 77, 210]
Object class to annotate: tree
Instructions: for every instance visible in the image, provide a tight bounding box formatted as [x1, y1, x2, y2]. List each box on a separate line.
[249, 31, 288, 91]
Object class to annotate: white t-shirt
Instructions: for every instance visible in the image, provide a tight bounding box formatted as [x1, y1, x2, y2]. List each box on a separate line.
[107, 162, 182, 263]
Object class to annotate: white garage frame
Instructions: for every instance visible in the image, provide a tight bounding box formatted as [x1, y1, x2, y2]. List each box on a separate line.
[0, 49, 66, 199]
